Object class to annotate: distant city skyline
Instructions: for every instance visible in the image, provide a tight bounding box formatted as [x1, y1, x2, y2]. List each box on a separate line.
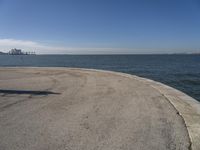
[0, 0, 200, 54]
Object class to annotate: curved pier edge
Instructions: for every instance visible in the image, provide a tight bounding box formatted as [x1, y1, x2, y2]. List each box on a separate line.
[4, 67, 200, 150]
[68, 67, 200, 150]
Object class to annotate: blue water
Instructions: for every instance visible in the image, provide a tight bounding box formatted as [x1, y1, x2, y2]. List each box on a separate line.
[0, 54, 200, 101]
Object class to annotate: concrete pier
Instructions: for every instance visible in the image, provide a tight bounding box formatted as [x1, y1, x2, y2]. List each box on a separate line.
[0, 68, 199, 150]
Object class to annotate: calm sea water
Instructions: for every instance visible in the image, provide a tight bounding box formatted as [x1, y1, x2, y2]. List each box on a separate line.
[0, 54, 200, 101]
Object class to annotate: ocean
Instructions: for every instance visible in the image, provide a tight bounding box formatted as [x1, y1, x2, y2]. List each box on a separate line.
[0, 54, 200, 101]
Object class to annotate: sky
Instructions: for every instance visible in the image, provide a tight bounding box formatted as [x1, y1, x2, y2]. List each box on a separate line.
[0, 0, 200, 54]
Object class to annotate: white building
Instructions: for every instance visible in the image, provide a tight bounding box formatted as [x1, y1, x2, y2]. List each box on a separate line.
[9, 48, 23, 55]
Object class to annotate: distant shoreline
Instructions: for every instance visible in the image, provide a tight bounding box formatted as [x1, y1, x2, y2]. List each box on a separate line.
[0, 52, 36, 55]
[1, 52, 199, 55]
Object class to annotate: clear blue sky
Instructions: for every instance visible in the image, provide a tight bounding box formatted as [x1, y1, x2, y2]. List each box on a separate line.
[0, 0, 200, 54]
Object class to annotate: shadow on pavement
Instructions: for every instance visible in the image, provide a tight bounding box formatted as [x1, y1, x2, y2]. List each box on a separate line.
[0, 89, 60, 95]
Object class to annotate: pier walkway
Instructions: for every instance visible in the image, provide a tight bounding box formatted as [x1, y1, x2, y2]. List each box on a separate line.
[0, 68, 199, 150]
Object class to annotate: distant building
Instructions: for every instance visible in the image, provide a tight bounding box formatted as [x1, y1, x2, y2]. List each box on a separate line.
[9, 48, 23, 55]
[8, 48, 36, 55]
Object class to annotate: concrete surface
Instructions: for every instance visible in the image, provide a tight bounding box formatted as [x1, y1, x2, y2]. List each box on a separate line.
[0, 67, 199, 150]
